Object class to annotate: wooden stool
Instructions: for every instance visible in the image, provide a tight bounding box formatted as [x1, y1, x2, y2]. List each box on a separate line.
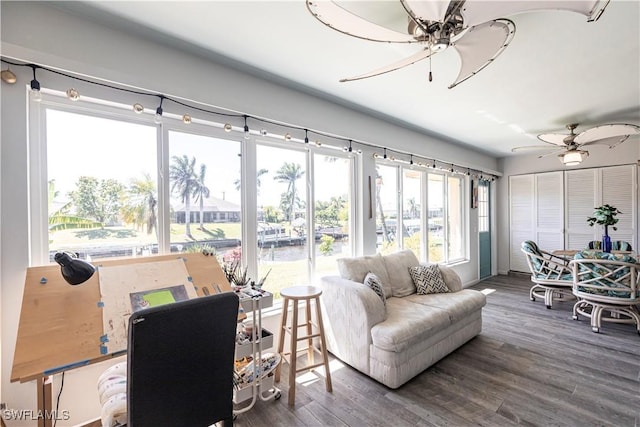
[275, 285, 332, 405]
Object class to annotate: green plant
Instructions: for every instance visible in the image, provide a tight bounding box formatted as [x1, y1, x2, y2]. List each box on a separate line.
[587, 204, 622, 236]
[319, 234, 335, 256]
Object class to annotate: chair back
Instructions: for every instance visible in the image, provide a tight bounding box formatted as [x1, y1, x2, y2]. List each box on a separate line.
[587, 240, 633, 251]
[127, 292, 239, 427]
[521, 240, 572, 283]
[521, 240, 544, 271]
[587, 240, 602, 250]
[570, 251, 640, 304]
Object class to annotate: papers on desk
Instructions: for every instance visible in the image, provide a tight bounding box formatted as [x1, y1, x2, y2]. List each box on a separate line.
[98, 259, 197, 354]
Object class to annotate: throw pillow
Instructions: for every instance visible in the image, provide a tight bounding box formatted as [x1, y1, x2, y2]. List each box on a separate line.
[409, 264, 450, 295]
[364, 272, 386, 306]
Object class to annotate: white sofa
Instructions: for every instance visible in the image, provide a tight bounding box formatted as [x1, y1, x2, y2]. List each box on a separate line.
[320, 250, 486, 389]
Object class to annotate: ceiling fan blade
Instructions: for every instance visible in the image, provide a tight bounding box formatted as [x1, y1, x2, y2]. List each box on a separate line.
[511, 145, 563, 153]
[537, 133, 569, 146]
[574, 123, 640, 144]
[340, 48, 433, 82]
[579, 135, 630, 149]
[401, 0, 451, 23]
[538, 149, 567, 159]
[448, 19, 515, 89]
[460, 0, 610, 28]
[306, 0, 417, 43]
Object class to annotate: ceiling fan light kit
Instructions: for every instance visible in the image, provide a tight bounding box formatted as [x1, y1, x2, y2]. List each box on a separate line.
[306, 0, 609, 87]
[559, 150, 589, 166]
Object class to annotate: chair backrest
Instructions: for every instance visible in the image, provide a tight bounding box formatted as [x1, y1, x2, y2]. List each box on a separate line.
[613, 241, 633, 251]
[588, 240, 633, 251]
[127, 292, 239, 427]
[521, 240, 546, 272]
[587, 240, 602, 250]
[571, 251, 639, 303]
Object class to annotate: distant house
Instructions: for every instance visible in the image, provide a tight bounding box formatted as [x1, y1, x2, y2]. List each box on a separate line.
[173, 196, 241, 223]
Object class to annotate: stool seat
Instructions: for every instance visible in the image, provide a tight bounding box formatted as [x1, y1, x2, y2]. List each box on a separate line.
[275, 285, 332, 406]
[280, 285, 322, 299]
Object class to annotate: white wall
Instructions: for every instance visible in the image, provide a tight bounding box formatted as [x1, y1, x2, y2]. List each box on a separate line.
[496, 143, 640, 274]
[1, 2, 498, 424]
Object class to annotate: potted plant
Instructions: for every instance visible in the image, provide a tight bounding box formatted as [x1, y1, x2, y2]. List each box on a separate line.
[587, 204, 621, 252]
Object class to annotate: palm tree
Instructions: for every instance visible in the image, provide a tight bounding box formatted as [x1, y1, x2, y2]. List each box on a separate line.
[234, 168, 269, 195]
[274, 162, 304, 223]
[121, 173, 157, 236]
[170, 155, 197, 237]
[193, 163, 211, 230]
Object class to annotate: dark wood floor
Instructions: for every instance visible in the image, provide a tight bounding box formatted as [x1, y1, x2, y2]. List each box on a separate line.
[233, 273, 640, 427]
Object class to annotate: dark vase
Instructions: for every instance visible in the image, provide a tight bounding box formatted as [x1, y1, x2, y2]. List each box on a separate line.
[602, 234, 612, 253]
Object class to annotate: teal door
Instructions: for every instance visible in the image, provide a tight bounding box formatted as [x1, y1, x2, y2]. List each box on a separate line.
[478, 180, 492, 279]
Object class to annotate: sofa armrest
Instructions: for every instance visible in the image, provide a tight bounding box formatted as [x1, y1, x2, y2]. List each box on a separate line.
[319, 276, 386, 375]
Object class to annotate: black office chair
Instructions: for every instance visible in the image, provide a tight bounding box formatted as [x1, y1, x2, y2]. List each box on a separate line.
[126, 292, 239, 427]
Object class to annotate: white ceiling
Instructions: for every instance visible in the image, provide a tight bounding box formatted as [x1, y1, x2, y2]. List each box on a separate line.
[63, 1, 639, 157]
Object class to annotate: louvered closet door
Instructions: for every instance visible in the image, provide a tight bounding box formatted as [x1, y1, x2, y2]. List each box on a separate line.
[602, 165, 637, 248]
[510, 175, 534, 272]
[565, 169, 598, 250]
[535, 172, 564, 252]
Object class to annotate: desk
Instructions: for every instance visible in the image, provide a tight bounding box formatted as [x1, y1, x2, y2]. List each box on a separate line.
[11, 253, 232, 427]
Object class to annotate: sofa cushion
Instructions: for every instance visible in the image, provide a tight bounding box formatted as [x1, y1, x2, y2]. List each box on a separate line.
[383, 250, 420, 297]
[338, 254, 392, 297]
[370, 297, 451, 353]
[404, 290, 487, 323]
[409, 264, 450, 295]
[364, 272, 386, 307]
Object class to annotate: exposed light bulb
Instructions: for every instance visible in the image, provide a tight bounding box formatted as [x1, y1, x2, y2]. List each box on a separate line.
[133, 103, 144, 114]
[30, 87, 42, 102]
[1, 68, 17, 84]
[409, 155, 413, 165]
[30, 80, 41, 102]
[154, 96, 164, 124]
[224, 123, 232, 132]
[66, 88, 80, 101]
[182, 114, 192, 124]
[304, 129, 309, 144]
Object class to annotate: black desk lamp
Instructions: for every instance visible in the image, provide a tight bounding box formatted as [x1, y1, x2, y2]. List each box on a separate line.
[54, 252, 95, 285]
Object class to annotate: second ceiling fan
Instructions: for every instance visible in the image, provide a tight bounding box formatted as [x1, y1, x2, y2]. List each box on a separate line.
[511, 123, 640, 166]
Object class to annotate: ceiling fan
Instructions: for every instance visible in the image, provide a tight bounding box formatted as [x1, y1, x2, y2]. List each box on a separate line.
[306, 0, 610, 88]
[511, 123, 640, 166]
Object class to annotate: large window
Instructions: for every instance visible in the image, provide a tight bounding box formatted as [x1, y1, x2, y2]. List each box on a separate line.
[167, 130, 241, 255]
[403, 169, 422, 260]
[376, 164, 399, 254]
[46, 108, 158, 261]
[313, 153, 353, 278]
[33, 92, 358, 304]
[256, 144, 309, 297]
[376, 161, 467, 264]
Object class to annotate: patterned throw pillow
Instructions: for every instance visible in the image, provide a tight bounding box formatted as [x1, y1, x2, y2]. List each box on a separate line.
[364, 272, 386, 306]
[409, 264, 450, 295]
